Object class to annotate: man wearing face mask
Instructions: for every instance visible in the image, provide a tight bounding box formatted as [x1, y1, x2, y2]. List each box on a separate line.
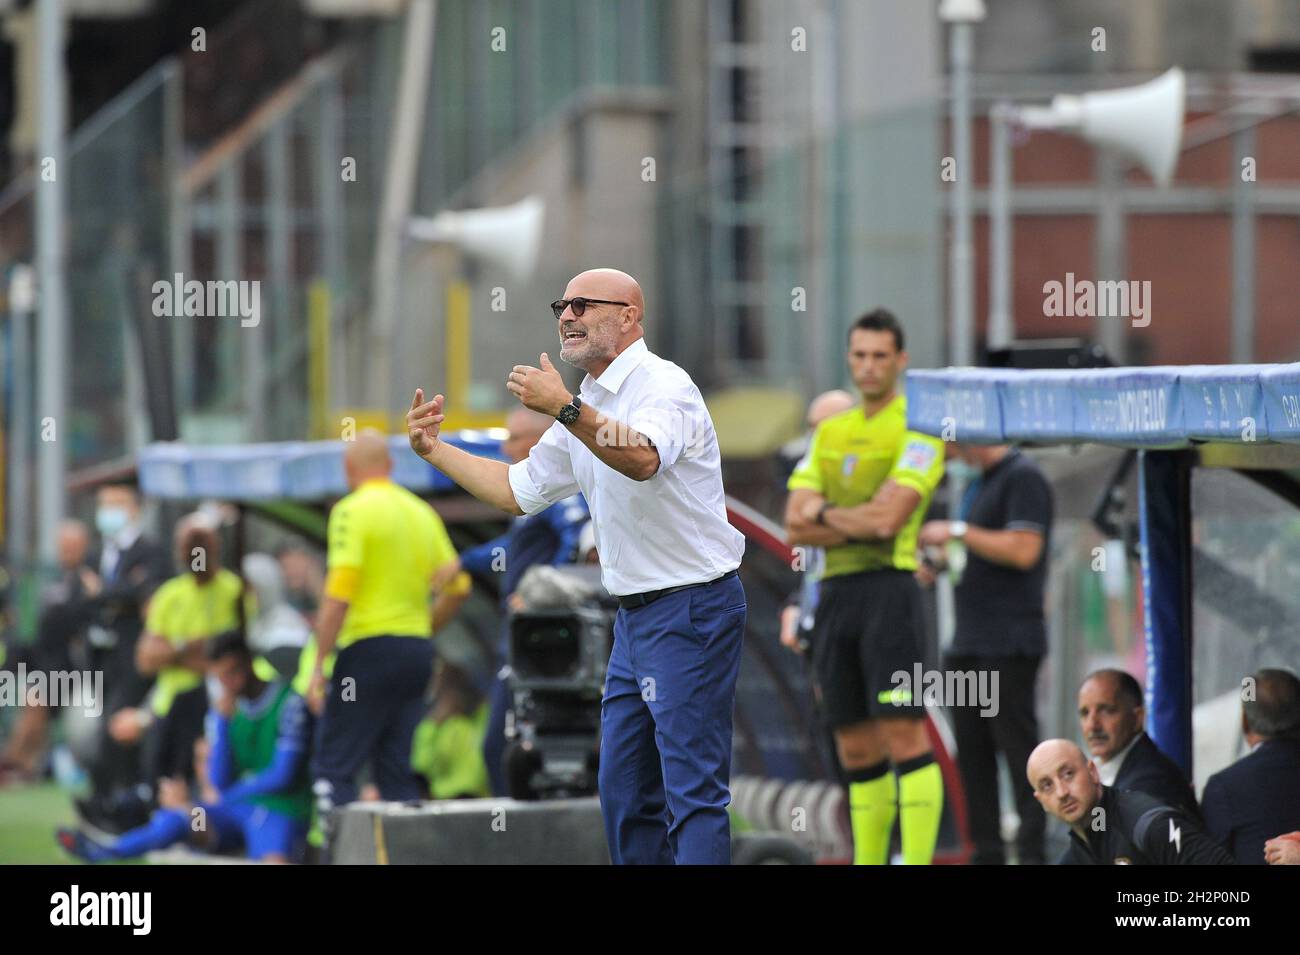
[916, 443, 1053, 865]
[59, 631, 313, 863]
[83, 518, 251, 829]
[82, 485, 171, 807]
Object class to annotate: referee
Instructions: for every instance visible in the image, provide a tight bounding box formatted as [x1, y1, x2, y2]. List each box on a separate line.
[407, 268, 746, 865]
[784, 309, 946, 865]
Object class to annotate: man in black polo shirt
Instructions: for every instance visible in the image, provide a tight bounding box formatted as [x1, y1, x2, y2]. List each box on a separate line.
[918, 443, 1051, 864]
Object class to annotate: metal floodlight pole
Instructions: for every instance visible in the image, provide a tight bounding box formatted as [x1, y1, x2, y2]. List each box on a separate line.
[988, 102, 1014, 352]
[941, 0, 985, 369]
[368, 0, 438, 414]
[1094, 150, 1127, 363]
[1230, 125, 1256, 363]
[938, 0, 985, 653]
[7, 266, 35, 575]
[35, 0, 67, 568]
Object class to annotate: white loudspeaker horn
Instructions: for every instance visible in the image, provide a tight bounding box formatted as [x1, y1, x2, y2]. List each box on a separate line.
[408, 195, 545, 279]
[1021, 67, 1185, 187]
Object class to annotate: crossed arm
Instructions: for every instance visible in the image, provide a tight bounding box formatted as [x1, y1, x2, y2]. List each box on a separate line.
[784, 480, 923, 548]
[136, 631, 207, 676]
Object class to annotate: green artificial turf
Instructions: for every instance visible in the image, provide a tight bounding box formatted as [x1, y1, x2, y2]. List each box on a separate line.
[0, 781, 80, 864]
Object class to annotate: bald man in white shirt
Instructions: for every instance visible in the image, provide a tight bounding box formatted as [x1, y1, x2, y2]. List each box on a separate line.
[407, 268, 746, 864]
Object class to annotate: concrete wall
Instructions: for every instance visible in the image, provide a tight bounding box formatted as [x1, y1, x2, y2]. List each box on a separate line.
[972, 0, 1300, 73]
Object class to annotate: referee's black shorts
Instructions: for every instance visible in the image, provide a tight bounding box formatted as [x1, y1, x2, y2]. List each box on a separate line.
[811, 568, 927, 727]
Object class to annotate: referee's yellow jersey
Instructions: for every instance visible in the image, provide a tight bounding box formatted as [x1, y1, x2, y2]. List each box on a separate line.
[324, 477, 465, 649]
[787, 395, 945, 579]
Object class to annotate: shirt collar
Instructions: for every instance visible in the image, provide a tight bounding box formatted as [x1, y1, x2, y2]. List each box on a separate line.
[585, 338, 649, 396]
[984, 447, 1020, 477]
[239, 680, 282, 717]
[859, 392, 905, 423]
[1094, 731, 1143, 785]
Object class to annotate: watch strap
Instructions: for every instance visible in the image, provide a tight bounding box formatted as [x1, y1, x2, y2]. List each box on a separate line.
[557, 394, 583, 425]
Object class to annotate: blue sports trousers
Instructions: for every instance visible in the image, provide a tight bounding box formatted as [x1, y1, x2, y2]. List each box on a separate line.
[598, 572, 746, 865]
[101, 802, 305, 861]
[312, 634, 434, 810]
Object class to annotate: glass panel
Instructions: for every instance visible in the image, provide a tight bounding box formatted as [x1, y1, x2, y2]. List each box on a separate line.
[1190, 468, 1300, 792]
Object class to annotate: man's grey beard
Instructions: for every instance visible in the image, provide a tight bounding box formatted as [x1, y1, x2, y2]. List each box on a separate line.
[559, 330, 615, 370]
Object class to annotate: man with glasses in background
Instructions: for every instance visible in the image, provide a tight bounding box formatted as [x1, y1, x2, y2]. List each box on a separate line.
[406, 268, 746, 865]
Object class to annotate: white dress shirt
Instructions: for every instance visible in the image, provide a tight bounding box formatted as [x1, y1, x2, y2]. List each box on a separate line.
[99, 523, 142, 583]
[1094, 731, 1143, 786]
[508, 337, 744, 597]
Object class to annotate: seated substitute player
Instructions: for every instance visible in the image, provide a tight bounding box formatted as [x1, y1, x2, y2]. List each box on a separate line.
[784, 309, 946, 865]
[1027, 739, 1233, 865]
[58, 631, 314, 863]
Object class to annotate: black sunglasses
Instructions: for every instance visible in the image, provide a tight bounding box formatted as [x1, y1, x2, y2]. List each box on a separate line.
[550, 297, 630, 320]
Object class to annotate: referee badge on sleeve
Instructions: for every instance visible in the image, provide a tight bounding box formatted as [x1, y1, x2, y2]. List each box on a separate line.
[900, 439, 938, 473]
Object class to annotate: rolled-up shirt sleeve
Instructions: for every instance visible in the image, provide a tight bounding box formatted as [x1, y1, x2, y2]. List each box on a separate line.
[628, 379, 707, 476]
[508, 422, 580, 516]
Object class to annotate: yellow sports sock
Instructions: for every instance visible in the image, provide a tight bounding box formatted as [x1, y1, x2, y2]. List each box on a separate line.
[848, 765, 896, 865]
[897, 755, 943, 865]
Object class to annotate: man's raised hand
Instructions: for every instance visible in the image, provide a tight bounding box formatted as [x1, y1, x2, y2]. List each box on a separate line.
[408, 388, 445, 458]
[506, 352, 571, 417]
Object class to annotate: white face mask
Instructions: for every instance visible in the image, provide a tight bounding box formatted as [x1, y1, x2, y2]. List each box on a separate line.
[95, 506, 130, 539]
[206, 674, 226, 703]
[946, 460, 981, 483]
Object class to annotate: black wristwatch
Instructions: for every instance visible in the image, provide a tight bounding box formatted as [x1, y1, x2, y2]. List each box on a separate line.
[556, 393, 583, 426]
[815, 502, 833, 525]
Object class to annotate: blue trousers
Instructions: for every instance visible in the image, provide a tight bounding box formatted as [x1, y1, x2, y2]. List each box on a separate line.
[312, 635, 434, 813]
[104, 802, 306, 861]
[598, 573, 746, 865]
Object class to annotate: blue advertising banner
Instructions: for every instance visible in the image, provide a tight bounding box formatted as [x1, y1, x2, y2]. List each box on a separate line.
[908, 363, 1300, 448]
[139, 432, 506, 501]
